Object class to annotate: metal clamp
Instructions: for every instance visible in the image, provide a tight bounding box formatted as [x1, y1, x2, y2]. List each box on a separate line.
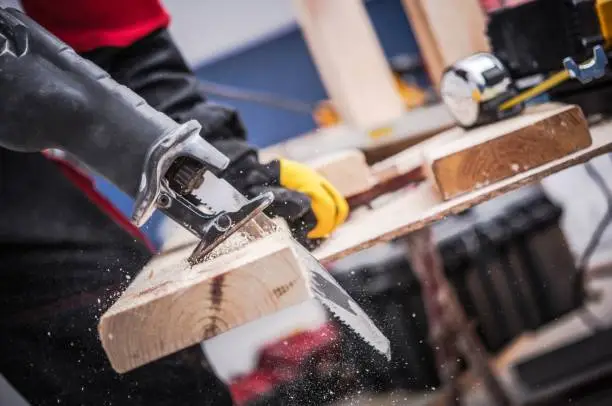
[132, 120, 230, 227]
[563, 45, 608, 84]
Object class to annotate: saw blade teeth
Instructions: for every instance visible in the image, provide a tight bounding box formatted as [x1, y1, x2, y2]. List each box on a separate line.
[168, 159, 207, 195]
[325, 305, 391, 361]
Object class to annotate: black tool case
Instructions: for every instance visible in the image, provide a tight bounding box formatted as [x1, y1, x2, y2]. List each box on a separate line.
[510, 326, 612, 405]
[487, 0, 602, 78]
[486, 0, 612, 118]
[329, 185, 583, 392]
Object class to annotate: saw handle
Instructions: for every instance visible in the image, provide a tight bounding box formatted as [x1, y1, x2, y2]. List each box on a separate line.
[0, 7, 183, 198]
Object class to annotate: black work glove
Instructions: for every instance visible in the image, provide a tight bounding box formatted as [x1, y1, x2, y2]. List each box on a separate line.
[210, 139, 323, 250]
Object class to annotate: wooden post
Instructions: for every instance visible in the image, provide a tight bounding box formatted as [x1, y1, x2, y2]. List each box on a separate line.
[405, 228, 512, 405]
[293, 0, 405, 131]
[401, 0, 490, 88]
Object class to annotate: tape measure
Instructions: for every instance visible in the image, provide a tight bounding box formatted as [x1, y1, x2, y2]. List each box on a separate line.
[441, 46, 608, 128]
[440, 53, 524, 128]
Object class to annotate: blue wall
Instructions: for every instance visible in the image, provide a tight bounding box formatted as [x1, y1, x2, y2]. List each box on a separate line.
[96, 0, 423, 248]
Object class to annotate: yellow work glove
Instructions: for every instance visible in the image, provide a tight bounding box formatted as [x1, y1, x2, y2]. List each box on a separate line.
[278, 159, 349, 239]
[212, 139, 349, 248]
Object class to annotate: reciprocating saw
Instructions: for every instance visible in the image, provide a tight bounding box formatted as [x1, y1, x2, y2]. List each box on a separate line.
[0, 7, 273, 261]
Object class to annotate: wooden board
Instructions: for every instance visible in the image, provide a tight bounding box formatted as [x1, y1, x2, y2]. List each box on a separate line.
[401, 0, 490, 88]
[307, 149, 376, 197]
[292, 0, 404, 130]
[304, 105, 590, 208]
[99, 227, 314, 373]
[424, 104, 592, 200]
[305, 104, 590, 203]
[313, 120, 612, 263]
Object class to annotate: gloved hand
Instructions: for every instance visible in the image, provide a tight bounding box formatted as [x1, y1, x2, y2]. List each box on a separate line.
[211, 139, 349, 248]
[277, 159, 349, 238]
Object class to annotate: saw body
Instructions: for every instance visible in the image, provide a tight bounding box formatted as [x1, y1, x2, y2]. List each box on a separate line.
[0, 7, 272, 260]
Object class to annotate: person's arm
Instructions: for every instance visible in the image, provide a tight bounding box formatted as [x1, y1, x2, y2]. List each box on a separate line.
[21, 0, 349, 246]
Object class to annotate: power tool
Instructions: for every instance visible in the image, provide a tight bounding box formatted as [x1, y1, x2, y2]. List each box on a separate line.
[440, 0, 612, 128]
[0, 7, 390, 358]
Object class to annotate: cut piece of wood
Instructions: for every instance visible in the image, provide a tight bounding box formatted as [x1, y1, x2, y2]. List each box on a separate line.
[99, 229, 313, 373]
[423, 104, 592, 200]
[292, 0, 405, 130]
[401, 0, 490, 88]
[342, 103, 589, 205]
[313, 119, 612, 263]
[304, 148, 423, 209]
[307, 149, 376, 197]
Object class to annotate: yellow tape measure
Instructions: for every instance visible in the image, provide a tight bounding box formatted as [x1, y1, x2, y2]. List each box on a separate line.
[499, 70, 571, 111]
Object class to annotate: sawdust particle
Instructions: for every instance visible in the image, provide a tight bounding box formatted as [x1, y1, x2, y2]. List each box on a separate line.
[202, 232, 255, 261]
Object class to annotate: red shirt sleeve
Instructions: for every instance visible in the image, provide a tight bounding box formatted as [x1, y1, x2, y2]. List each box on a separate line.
[20, 0, 171, 52]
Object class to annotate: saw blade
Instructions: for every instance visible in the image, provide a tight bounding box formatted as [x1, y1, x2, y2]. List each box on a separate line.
[291, 243, 391, 360]
[190, 173, 391, 359]
[192, 172, 248, 213]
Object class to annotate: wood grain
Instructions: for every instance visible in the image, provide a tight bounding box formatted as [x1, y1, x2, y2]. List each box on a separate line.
[424, 104, 592, 200]
[99, 229, 313, 373]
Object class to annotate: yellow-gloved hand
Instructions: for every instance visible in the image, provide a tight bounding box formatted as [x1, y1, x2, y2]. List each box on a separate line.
[279, 159, 349, 238]
[213, 138, 349, 246]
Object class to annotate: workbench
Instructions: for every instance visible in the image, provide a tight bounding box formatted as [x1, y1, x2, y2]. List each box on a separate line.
[99, 104, 612, 405]
[313, 120, 612, 264]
